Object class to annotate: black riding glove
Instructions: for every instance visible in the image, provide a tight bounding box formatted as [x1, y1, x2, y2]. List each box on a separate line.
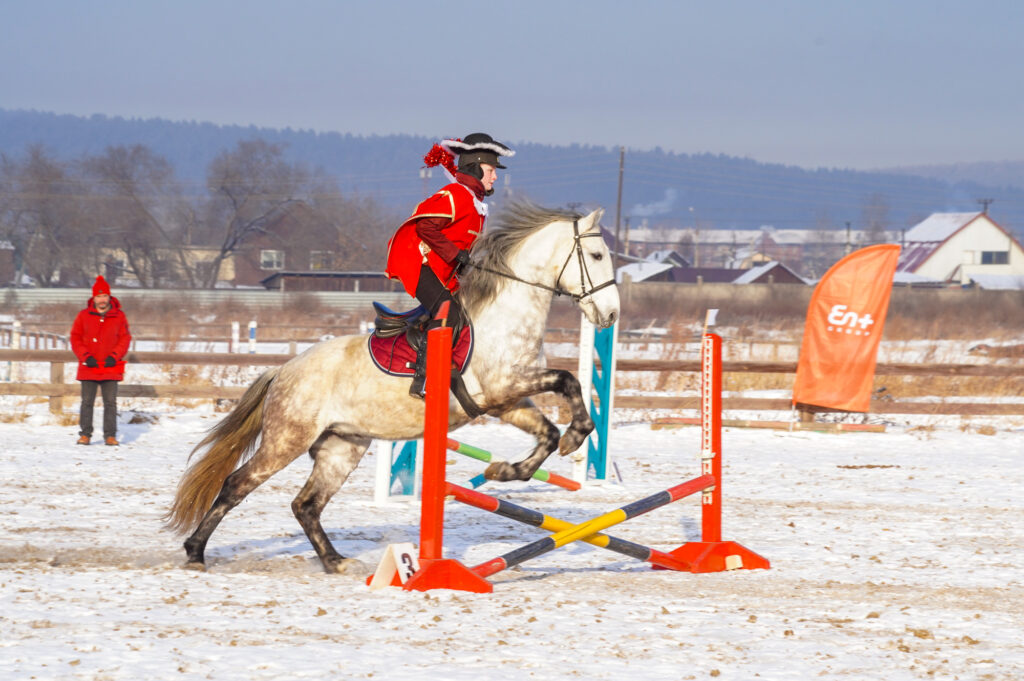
[104, 356, 117, 368]
[85, 356, 98, 368]
[454, 249, 471, 274]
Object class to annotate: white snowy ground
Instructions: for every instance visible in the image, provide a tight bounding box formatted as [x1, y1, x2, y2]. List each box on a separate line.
[1, 397, 1022, 681]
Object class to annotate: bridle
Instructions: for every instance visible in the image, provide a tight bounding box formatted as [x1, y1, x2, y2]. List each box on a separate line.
[467, 219, 617, 303]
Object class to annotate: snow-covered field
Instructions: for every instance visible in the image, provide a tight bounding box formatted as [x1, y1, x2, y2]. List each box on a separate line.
[1, 395, 1022, 680]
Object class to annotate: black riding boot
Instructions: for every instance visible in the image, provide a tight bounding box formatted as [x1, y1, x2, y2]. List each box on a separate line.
[408, 342, 428, 399]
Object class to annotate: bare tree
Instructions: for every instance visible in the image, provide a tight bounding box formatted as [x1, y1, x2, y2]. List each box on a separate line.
[2, 146, 90, 287]
[309, 174, 396, 270]
[199, 140, 307, 288]
[81, 145, 194, 287]
[675, 230, 695, 265]
[861, 193, 890, 245]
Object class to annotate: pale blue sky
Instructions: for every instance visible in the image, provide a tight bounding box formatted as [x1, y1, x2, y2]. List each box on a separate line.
[2, 0, 1022, 169]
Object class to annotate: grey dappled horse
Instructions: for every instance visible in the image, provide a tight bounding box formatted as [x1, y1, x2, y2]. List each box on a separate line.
[165, 201, 620, 573]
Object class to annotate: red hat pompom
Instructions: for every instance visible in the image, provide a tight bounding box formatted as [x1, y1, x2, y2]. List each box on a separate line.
[423, 143, 457, 176]
[92, 275, 111, 297]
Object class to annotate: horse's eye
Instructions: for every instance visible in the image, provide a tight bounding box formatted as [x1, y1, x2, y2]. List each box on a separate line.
[592, 252, 603, 261]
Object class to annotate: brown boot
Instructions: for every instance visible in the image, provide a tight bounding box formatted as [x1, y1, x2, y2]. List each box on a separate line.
[104, 436, 119, 446]
[76, 435, 90, 445]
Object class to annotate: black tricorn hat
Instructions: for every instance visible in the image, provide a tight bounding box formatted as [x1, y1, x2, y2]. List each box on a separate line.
[442, 133, 515, 169]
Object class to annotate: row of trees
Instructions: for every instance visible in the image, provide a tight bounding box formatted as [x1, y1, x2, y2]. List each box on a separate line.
[0, 140, 395, 288]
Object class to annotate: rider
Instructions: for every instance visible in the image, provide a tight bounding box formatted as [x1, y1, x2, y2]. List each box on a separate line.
[385, 133, 515, 398]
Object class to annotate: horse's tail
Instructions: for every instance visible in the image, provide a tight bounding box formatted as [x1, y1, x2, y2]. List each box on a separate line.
[163, 368, 279, 534]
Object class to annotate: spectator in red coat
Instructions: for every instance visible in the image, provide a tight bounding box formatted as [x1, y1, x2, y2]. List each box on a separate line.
[70, 276, 132, 446]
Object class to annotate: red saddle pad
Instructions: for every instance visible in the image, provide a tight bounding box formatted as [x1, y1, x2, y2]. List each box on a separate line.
[367, 325, 474, 376]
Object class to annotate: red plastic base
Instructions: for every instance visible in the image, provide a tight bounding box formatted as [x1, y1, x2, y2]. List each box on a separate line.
[401, 559, 494, 593]
[667, 541, 771, 573]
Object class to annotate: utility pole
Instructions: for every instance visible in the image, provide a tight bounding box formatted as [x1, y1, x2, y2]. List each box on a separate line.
[613, 146, 625, 270]
[845, 221, 852, 256]
[420, 168, 433, 198]
[978, 198, 994, 214]
[689, 206, 700, 267]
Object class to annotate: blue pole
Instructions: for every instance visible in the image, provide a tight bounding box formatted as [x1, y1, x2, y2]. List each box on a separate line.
[587, 322, 616, 480]
[390, 440, 418, 496]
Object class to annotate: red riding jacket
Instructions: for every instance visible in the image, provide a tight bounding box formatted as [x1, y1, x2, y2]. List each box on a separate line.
[70, 297, 132, 381]
[386, 173, 487, 296]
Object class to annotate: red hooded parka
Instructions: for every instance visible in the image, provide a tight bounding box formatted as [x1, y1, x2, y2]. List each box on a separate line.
[70, 277, 132, 381]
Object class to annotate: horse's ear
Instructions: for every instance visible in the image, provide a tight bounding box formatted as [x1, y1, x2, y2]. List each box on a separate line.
[584, 208, 605, 232]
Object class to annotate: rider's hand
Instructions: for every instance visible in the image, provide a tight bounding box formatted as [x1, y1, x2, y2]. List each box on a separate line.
[454, 249, 471, 274]
[85, 356, 99, 368]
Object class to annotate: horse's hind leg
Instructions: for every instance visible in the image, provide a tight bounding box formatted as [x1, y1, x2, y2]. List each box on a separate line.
[484, 398, 562, 482]
[291, 432, 371, 574]
[184, 419, 318, 569]
[183, 445, 300, 568]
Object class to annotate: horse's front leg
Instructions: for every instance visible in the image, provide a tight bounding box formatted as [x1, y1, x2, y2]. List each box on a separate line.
[483, 368, 594, 482]
[484, 397, 559, 482]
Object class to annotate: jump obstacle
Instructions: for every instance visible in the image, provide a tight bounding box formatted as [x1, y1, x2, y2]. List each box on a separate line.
[373, 316, 614, 503]
[374, 437, 578, 504]
[373, 308, 770, 593]
[449, 438, 580, 492]
[574, 315, 618, 482]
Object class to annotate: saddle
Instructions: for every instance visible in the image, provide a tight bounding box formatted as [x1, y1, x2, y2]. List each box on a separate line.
[371, 303, 432, 352]
[366, 302, 483, 418]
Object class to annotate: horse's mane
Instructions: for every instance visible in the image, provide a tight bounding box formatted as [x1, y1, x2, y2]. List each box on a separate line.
[458, 199, 582, 316]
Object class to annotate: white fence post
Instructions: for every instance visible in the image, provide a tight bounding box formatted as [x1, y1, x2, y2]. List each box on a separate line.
[9, 321, 22, 381]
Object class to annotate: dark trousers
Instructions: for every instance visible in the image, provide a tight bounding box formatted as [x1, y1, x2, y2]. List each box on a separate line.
[79, 380, 119, 439]
[415, 265, 465, 331]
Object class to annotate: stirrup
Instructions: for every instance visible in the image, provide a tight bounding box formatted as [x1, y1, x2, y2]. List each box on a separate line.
[408, 350, 427, 398]
[409, 371, 427, 399]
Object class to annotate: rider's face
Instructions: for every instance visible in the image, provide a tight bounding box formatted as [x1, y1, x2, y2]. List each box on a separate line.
[480, 164, 498, 192]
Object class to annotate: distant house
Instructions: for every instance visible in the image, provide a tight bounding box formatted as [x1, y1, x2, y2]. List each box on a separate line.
[617, 260, 807, 285]
[234, 202, 344, 287]
[643, 249, 692, 268]
[731, 261, 809, 285]
[896, 212, 1024, 288]
[615, 224, 881, 276]
[99, 246, 235, 288]
[260, 270, 398, 292]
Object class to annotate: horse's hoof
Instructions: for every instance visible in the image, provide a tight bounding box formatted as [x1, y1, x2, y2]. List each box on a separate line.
[484, 461, 517, 482]
[184, 560, 207, 572]
[558, 429, 588, 455]
[325, 557, 366, 575]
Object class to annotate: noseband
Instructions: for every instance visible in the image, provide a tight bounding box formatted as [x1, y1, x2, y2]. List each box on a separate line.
[468, 219, 617, 303]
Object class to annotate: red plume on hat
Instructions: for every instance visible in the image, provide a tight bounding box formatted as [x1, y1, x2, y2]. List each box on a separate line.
[423, 143, 457, 176]
[92, 276, 111, 297]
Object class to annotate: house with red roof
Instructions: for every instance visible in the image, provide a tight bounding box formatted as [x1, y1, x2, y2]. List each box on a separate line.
[896, 212, 1024, 289]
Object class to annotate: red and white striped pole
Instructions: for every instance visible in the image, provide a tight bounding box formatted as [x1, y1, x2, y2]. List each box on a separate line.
[700, 332, 723, 543]
[668, 332, 770, 573]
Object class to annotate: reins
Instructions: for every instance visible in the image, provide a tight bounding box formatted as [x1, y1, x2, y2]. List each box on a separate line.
[466, 219, 616, 303]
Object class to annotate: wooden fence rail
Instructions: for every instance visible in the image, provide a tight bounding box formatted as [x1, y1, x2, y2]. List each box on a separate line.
[1, 349, 1021, 417]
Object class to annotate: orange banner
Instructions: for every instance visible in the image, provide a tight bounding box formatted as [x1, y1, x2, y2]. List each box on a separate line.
[792, 244, 901, 412]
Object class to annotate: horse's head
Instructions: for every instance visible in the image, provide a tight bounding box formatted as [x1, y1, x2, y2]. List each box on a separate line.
[551, 208, 620, 328]
[461, 201, 620, 329]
